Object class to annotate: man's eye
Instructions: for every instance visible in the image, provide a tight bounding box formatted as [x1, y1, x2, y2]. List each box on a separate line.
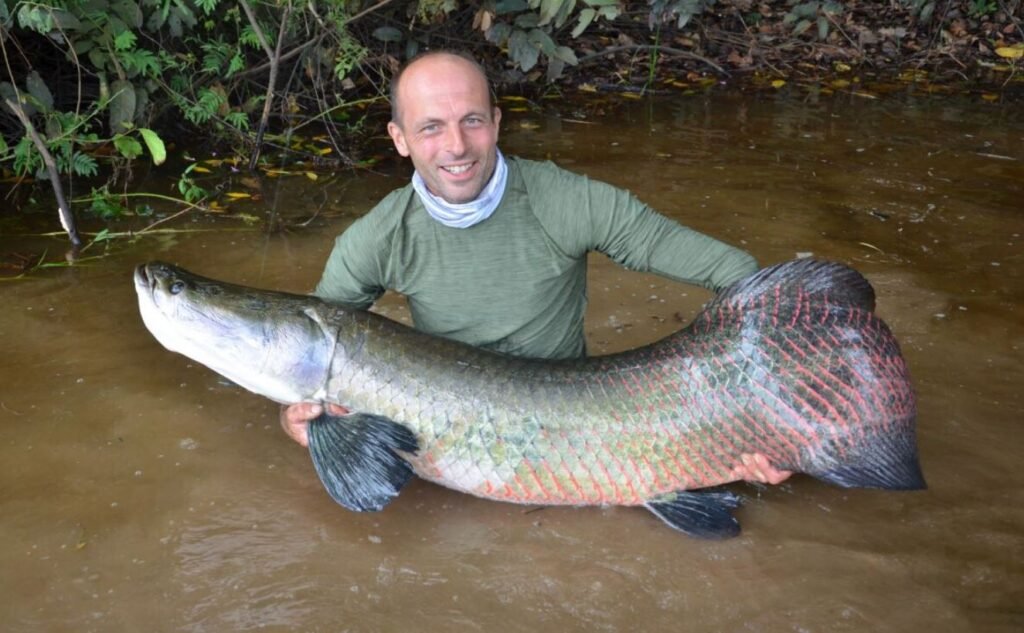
[422, 124, 439, 134]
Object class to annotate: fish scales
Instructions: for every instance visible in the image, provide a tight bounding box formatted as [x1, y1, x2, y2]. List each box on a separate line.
[135, 258, 925, 537]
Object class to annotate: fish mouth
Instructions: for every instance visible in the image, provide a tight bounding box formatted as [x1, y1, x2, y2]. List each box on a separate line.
[134, 263, 159, 298]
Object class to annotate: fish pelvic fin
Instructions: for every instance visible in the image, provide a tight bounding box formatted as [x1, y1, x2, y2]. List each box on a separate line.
[644, 489, 743, 539]
[308, 412, 419, 512]
[709, 258, 876, 313]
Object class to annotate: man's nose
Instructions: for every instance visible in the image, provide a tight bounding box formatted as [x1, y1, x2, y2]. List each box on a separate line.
[445, 125, 466, 155]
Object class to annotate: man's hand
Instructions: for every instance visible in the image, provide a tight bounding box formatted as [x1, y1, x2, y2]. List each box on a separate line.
[731, 453, 793, 485]
[280, 402, 349, 447]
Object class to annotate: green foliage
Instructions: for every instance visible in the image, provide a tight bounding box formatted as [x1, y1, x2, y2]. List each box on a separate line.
[967, 0, 997, 17]
[783, 1, 845, 40]
[89, 186, 132, 219]
[649, 0, 714, 29]
[177, 164, 210, 203]
[901, 0, 936, 22]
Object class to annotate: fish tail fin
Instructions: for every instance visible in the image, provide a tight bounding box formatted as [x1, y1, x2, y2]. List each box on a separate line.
[308, 412, 419, 512]
[813, 425, 927, 491]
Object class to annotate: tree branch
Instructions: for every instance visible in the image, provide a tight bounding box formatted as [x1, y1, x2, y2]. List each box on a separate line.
[4, 98, 82, 249]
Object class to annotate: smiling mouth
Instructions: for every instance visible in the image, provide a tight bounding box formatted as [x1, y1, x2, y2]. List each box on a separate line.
[441, 163, 474, 175]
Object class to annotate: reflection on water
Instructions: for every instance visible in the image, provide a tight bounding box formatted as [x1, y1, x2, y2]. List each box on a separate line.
[1, 91, 1021, 632]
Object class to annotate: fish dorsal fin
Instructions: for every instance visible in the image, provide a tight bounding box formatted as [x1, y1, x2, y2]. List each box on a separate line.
[708, 259, 876, 313]
[308, 412, 419, 512]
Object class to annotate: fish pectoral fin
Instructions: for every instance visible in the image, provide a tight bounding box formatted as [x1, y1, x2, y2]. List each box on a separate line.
[644, 489, 743, 539]
[307, 412, 419, 513]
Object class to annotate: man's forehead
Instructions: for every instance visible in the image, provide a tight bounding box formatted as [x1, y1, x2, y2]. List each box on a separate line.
[398, 64, 490, 120]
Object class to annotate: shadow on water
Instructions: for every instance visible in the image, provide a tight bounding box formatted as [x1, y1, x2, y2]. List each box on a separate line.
[1, 90, 1021, 632]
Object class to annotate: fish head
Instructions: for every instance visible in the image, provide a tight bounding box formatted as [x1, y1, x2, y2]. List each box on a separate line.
[134, 262, 334, 404]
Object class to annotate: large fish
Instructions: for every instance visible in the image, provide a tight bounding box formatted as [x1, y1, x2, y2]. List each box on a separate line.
[134, 259, 925, 538]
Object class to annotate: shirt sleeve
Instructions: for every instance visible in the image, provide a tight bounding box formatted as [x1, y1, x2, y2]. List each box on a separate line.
[313, 196, 402, 308]
[526, 160, 757, 292]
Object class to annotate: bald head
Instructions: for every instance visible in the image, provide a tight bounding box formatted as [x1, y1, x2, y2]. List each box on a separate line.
[384, 50, 502, 204]
[390, 51, 494, 127]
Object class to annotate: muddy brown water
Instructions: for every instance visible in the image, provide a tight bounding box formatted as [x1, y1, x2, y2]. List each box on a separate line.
[1, 91, 1021, 632]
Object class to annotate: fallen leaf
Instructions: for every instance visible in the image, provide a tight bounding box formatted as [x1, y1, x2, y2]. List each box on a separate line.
[771, 79, 786, 88]
[995, 46, 1023, 59]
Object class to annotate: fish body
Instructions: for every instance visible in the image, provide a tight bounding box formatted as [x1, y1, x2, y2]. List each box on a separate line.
[134, 259, 925, 538]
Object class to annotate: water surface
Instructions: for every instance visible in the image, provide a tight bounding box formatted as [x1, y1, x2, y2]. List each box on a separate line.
[1, 90, 1021, 632]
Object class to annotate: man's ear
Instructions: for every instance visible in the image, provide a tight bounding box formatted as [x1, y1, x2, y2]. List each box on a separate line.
[387, 121, 410, 157]
[492, 106, 502, 137]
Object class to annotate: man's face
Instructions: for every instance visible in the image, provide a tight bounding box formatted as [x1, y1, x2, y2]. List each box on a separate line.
[387, 55, 502, 204]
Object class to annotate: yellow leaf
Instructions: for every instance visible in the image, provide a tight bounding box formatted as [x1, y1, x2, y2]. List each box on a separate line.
[771, 79, 786, 88]
[981, 93, 999, 101]
[225, 192, 252, 199]
[834, 62, 851, 73]
[519, 122, 540, 130]
[620, 92, 641, 100]
[305, 172, 319, 181]
[995, 46, 1024, 59]
[578, 83, 597, 92]
[191, 166, 211, 173]
[500, 95, 527, 102]
[507, 106, 528, 112]
[831, 79, 850, 89]
[317, 147, 333, 155]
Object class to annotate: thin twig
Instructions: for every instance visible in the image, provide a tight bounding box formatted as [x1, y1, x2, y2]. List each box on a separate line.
[576, 45, 730, 76]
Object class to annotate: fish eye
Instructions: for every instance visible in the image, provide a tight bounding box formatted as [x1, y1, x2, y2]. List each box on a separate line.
[169, 280, 186, 295]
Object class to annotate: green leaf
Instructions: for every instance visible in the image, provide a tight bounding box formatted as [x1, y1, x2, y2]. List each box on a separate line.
[112, 0, 143, 28]
[538, 0, 564, 26]
[553, 0, 576, 27]
[70, 153, 99, 177]
[817, 15, 829, 39]
[139, 128, 166, 165]
[372, 26, 403, 43]
[114, 134, 144, 160]
[514, 13, 540, 28]
[552, 45, 578, 65]
[486, 22, 512, 45]
[495, 0, 529, 13]
[509, 29, 539, 72]
[109, 80, 137, 131]
[26, 71, 54, 112]
[571, 7, 595, 37]
[527, 28, 556, 56]
[920, 1, 935, 21]
[114, 29, 138, 51]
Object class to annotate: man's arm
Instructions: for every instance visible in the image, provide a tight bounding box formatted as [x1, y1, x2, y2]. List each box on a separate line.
[522, 160, 756, 292]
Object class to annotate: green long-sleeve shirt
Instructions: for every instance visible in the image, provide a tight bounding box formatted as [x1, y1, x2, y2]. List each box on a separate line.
[315, 156, 756, 359]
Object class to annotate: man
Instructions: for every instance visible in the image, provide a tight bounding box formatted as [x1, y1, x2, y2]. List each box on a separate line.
[282, 51, 790, 485]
